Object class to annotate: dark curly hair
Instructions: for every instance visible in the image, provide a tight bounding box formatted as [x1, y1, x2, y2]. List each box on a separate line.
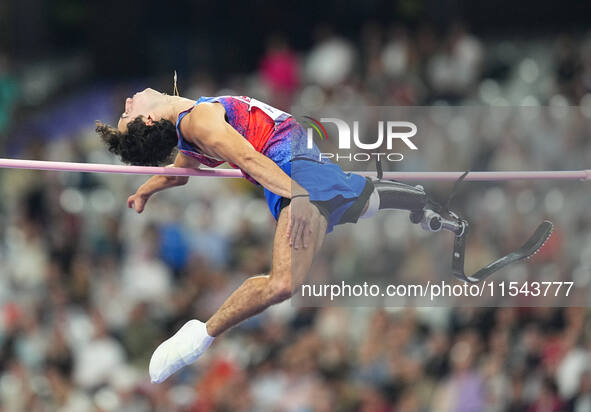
[96, 117, 178, 166]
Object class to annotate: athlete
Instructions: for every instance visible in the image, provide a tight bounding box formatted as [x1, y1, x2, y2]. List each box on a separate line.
[96, 88, 430, 383]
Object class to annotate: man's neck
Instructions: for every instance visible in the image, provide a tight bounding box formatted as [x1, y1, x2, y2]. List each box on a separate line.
[163, 96, 197, 124]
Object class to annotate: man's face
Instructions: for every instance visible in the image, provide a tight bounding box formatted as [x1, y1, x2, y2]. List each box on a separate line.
[117, 88, 165, 132]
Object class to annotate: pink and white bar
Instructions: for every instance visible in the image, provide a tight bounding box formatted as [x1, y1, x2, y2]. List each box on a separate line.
[0, 158, 589, 181]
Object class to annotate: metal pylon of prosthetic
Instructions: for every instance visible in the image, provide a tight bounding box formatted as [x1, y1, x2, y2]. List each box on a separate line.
[374, 159, 553, 283]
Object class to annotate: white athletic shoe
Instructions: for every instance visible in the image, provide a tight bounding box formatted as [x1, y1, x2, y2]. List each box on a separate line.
[149, 319, 214, 383]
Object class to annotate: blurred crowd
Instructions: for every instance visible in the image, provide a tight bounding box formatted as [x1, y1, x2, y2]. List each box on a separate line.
[1, 23, 591, 412]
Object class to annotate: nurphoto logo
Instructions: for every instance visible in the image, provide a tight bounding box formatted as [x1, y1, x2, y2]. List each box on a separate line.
[303, 116, 418, 162]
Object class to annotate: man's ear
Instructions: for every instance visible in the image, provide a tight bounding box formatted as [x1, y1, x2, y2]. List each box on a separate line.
[146, 114, 155, 126]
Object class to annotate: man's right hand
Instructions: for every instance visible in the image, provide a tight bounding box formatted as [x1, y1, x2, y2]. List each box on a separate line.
[128, 191, 150, 213]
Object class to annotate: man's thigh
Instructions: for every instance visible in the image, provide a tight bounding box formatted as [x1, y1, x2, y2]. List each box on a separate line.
[270, 204, 328, 289]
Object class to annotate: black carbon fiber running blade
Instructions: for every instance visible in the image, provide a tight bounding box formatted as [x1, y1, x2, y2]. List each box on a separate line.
[464, 220, 554, 283]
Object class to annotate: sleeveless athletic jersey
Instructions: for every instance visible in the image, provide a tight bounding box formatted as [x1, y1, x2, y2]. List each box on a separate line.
[176, 95, 368, 233]
[176, 96, 323, 185]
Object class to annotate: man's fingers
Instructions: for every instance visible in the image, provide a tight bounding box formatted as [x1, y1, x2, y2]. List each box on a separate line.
[135, 199, 145, 213]
[294, 223, 303, 249]
[301, 220, 311, 248]
[290, 221, 298, 247]
[292, 219, 304, 249]
[286, 205, 292, 239]
[289, 220, 297, 246]
[127, 195, 144, 213]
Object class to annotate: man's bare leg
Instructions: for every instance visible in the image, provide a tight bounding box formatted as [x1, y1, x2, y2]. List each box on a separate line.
[205, 205, 327, 336]
[149, 205, 328, 382]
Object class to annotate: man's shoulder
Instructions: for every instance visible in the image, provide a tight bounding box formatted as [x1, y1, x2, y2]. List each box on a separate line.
[179, 103, 227, 146]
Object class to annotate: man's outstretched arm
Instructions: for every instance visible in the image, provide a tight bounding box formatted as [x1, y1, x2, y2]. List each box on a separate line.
[183, 103, 307, 198]
[182, 103, 316, 249]
[128, 152, 201, 213]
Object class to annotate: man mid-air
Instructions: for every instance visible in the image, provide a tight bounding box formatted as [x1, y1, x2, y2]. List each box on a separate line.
[96, 88, 445, 383]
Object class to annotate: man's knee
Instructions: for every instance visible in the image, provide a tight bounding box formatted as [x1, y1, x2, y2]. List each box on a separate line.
[267, 274, 292, 303]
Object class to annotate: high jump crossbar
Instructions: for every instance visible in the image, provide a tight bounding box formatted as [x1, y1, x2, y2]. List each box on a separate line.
[0, 158, 589, 182]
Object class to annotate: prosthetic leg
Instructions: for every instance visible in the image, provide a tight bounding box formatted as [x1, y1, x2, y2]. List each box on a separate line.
[353, 164, 553, 283]
[362, 178, 467, 236]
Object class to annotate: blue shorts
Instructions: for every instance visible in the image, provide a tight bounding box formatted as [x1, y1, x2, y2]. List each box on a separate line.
[264, 159, 370, 233]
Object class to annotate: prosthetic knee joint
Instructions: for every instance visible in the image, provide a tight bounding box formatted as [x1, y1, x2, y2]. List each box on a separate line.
[363, 179, 465, 236]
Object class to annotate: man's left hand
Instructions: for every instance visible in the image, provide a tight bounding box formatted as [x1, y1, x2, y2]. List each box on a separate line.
[286, 196, 315, 249]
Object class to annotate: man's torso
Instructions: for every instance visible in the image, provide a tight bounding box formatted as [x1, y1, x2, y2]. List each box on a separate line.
[176, 96, 321, 184]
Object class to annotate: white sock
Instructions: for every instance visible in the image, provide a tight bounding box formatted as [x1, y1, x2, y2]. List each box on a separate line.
[359, 188, 380, 219]
[149, 319, 214, 383]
